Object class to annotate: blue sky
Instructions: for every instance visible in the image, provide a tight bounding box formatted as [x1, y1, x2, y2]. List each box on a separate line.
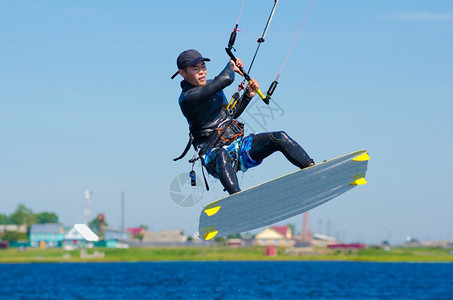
[1, 1, 452, 244]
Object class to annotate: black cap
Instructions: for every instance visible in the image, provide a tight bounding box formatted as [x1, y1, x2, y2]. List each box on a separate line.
[171, 49, 210, 79]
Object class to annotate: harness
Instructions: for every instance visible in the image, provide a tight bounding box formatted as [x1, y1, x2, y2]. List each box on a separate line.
[174, 116, 244, 191]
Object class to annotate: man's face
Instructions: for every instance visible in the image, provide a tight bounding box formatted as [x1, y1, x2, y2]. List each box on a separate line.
[180, 61, 207, 86]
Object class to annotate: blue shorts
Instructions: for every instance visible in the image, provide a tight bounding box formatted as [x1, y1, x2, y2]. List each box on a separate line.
[203, 134, 263, 179]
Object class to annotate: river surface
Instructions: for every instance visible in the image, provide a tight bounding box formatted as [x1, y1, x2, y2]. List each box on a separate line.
[1, 261, 452, 299]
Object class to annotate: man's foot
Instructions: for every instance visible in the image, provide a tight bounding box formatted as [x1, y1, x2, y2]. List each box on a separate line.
[301, 161, 315, 170]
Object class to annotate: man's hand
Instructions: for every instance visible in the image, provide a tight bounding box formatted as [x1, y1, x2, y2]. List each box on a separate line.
[230, 58, 244, 77]
[245, 78, 259, 98]
[230, 58, 260, 98]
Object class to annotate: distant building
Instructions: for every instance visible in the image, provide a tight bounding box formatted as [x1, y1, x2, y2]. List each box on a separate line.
[241, 233, 256, 247]
[29, 224, 65, 248]
[0, 224, 27, 234]
[327, 243, 365, 250]
[227, 238, 244, 248]
[143, 229, 187, 243]
[311, 233, 338, 247]
[62, 226, 93, 250]
[403, 236, 423, 247]
[127, 227, 147, 240]
[255, 226, 294, 247]
[401, 237, 449, 248]
[103, 227, 130, 242]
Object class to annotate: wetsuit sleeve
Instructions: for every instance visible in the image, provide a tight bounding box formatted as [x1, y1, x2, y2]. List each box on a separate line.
[231, 93, 253, 119]
[183, 62, 236, 105]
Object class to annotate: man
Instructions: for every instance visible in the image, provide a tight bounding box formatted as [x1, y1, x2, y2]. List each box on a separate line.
[174, 49, 314, 195]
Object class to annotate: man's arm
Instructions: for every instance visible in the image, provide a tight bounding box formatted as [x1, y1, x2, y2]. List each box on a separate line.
[230, 93, 253, 119]
[230, 77, 259, 118]
[183, 62, 235, 105]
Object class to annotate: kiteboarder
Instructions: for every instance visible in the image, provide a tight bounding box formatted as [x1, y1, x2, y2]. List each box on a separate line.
[173, 49, 314, 195]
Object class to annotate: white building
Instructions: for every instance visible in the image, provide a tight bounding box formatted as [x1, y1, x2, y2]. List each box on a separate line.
[255, 226, 294, 247]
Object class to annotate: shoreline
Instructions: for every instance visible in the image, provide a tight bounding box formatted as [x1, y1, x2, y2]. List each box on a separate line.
[1, 246, 453, 264]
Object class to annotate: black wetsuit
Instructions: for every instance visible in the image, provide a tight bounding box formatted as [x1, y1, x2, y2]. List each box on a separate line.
[179, 62, 251, 148]
[178, 62, 313, 194]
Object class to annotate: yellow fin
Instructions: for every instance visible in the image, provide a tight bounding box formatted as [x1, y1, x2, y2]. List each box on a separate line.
[350, 178, 367, 185]
[353, 152, 370, 162]
[202, 231, 218, 240]
[204, 206, 221, 216]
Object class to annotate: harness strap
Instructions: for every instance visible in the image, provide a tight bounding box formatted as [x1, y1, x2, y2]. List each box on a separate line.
[173, 133, 194, 161]
[175, 119, 242, 164]
[198, 120, 230, 158]
[201, 164, 210, 191]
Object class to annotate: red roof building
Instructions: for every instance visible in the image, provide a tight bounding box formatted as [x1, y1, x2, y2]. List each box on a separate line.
[126, 227, 146, 238]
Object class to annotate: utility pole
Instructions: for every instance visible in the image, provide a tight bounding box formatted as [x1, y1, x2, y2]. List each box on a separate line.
[85, 190, 92, 225]
[121, 191, 125, 232]
[301, 212, 311, 246]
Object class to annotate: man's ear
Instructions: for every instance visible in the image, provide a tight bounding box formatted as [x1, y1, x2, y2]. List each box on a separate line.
[179, 69, 186, 78]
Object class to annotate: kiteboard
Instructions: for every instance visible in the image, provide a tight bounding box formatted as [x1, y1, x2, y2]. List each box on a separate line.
[198, 149, 370, 240]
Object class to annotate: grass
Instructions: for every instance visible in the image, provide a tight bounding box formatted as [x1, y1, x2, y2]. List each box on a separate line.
[1, 246, 452, 263]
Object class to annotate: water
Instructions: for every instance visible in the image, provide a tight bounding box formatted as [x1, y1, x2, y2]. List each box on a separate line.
[1, 261, 452, 299]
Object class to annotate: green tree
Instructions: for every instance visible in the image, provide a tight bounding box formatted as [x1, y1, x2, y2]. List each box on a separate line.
[88, 215, 108, 233]
[0, 230, 29, 242]
[1, 231, 20, 242]
[227, 233, 242, 239]
[287, 223, 296, 235]
[134, 233, 144, 241]
[0, 214, 11, 224]
[7, 204, 60, 232]
[10, 204, 37, 228]
[214, 236, 226, 245]
[36, 212, 59, 224]
[139, 224, 148, 230]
